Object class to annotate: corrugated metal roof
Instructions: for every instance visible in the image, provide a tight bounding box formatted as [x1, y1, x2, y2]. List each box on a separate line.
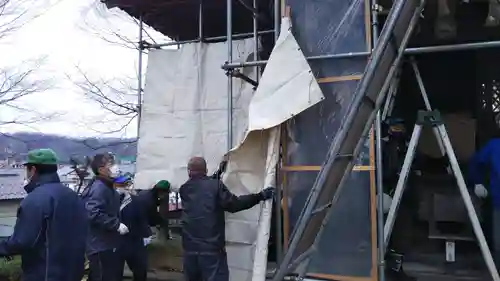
[0, 169, 26, 200]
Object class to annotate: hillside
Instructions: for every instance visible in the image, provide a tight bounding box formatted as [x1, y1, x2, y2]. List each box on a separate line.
[0, 132, 137, 163]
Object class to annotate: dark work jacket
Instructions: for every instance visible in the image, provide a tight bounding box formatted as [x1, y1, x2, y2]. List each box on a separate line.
[119, 193, 152, 248]
[0, 173, 87, 281]
[81, 177, 121, 255]
[179, 175, 263, 253]
[136, 190, 163, 227]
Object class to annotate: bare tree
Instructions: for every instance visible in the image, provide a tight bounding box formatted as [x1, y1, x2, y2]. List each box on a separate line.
[0, 58, 58, 126]
[72, 1, 168, 137]
[78, 0, 170, 49]
[0, 0, 62, 127]
[0, 0, 56, 40]
[69, 66, 138, 135]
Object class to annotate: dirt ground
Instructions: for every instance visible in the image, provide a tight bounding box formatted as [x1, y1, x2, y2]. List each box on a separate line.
[123, 234, 184, 281]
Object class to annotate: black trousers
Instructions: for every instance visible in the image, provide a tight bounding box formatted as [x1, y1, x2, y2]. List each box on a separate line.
[88, 249, 122, 281]
[183, 252, 229, 281]
[119, 241, 148, 281]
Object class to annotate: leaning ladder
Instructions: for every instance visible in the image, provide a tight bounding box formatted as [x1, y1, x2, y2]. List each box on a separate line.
[272, 0, 427, 280]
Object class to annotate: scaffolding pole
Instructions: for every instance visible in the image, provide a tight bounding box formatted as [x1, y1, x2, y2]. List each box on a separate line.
[226, 0, 233, 151]
[272, 0, 283, 265]
[199, 0, 204, 41]
[371, 0, 385, 280]
[253, 0, 259, 82]
[148, 30, 275, 48]
[136, 15, 144, 137]
[222, 39, 500, 69]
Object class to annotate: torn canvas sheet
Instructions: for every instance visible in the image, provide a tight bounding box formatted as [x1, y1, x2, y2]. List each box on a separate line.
[134, 39, 257, 191]
[135, 16, 323, 281]
[223, 17, 324, 281]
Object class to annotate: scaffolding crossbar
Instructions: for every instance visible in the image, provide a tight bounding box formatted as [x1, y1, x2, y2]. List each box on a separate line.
[222, 39, 500, 69]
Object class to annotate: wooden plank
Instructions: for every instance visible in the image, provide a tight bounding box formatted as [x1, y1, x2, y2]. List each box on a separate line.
[281, 165, 374, 172]
[307, 273, 372, 281]
[317, 74, 363, 84]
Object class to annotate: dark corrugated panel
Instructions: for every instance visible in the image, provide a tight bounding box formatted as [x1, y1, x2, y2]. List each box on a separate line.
[284, 0, 373, 277]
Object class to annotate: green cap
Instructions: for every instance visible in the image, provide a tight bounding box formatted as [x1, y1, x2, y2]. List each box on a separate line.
[24, 148, 58, 165]
[154, 180, 171, 190]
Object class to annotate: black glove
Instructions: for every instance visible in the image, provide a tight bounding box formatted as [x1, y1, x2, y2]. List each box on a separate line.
[4, 256, 12, 262]
[260, 187, 276, 200]
[219, 160, 228, 174]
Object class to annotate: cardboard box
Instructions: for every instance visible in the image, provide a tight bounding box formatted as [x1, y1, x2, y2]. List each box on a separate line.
[417, 113, 476, 161]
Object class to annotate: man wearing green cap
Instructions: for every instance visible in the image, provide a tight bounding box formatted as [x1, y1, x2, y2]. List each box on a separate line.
[0, 148, 87, 281]
[136, 179, 171, 239]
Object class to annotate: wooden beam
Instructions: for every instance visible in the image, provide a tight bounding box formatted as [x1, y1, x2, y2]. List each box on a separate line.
[307, 273, 372, 281]
[317, 74, 363, 84]
[281, 165, 373, 172]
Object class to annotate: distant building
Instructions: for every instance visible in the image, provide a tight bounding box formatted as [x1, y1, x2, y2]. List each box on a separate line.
[118, 156, 136, 165]
[0, 169, 26, 238]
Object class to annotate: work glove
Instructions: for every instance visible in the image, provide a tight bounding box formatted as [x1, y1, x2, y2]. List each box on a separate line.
[380, 193, 393, 214]
[474, 184, 488, 199]
[117, 223, 129, 235]
[219, 158, 228, 174]
[259, 187, 275, 201]
[143, 236, 153, 246]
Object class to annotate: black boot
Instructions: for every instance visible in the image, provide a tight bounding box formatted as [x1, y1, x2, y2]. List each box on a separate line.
[385, 249, 417, 281]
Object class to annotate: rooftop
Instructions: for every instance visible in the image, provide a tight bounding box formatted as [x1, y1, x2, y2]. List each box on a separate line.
[102, 0, 274, 42]
[0, 169, 26, 200]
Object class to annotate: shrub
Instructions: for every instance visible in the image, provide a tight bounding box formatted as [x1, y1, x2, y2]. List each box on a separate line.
[0, 256, 21, 281]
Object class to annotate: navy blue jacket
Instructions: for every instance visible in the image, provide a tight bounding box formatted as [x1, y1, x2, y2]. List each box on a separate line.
[468, 138, 500, 208]
[136, 190, 163, 227]
[179, 176, 263, 253]
[119, 193, 152, 248]
[0, 173, 87, 281]
[81, 178, 121, 255]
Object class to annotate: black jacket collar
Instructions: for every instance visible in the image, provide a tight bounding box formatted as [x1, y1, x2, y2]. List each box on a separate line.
[24, 173, 61, 193]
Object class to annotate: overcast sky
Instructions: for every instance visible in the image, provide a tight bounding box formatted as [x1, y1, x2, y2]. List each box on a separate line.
[0, 0, 168, 138]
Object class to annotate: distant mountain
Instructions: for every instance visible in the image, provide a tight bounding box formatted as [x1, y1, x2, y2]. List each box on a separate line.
[0, 132, 137, 163]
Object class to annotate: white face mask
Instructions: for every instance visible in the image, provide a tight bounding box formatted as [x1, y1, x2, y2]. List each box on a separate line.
[23, 168, 33, 186]
[109, 165, 120, 178]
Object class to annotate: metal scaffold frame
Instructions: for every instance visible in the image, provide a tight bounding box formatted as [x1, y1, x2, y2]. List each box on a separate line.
[131, 0, 500, 280]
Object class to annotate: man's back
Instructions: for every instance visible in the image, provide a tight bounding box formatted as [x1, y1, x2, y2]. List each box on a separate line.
[179, 176, 262, 253]
[119, 193, 152, 244]
[21, 179, 87, 281]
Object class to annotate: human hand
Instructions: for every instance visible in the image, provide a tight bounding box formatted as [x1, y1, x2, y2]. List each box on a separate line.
[475, 184, 488, 198]
[260, 187, 275, 200]
[117, 223, 129, 235]
[143, 236, 152, 246]
[219, 156, 229, 174]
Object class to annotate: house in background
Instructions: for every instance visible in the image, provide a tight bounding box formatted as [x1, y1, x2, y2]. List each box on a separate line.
[0, 170, 26, 239]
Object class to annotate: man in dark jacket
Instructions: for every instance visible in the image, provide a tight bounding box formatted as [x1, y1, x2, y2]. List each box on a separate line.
[115, 175, 152, 281]
[0, 148, 87, 281]
[180, 156, 275, 281]
[136, 180, 171, 239]
[81, 153, 129, 281]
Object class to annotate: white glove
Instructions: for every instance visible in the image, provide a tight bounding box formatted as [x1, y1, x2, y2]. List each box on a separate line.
[143, 236, 152, 246]
[475, 184, 488, 198]
[117, 223, 129, 235]
[381, 193, 393, 214]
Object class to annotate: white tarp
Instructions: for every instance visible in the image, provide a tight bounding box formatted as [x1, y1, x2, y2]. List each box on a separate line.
[135, 39, 257, 190]
[136, 17, 324, 281]
[223, 17, 324, 281]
